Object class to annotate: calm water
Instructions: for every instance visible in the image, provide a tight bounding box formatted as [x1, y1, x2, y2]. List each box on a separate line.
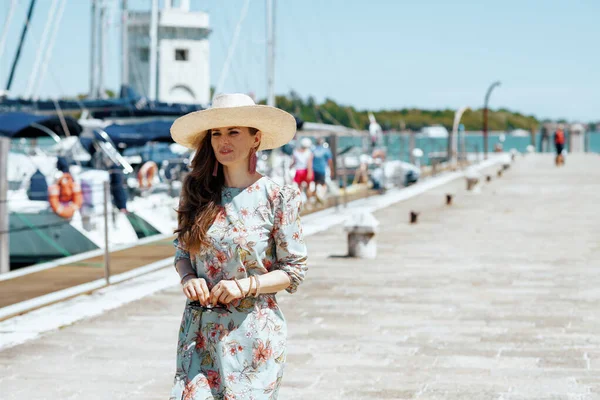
[333, 132, 600, 165]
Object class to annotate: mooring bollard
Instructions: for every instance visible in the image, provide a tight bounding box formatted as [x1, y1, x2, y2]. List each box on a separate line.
[486, 175, 492, 182]
[410, 211, 420, 224]
[466, 177, 479, 190]
[446, 194, 453, 205]
[465, 169, 481, 191]
[344, 212, 379, 259]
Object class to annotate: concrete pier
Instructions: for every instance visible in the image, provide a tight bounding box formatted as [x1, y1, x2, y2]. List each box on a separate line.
[1, 154, 599, 399]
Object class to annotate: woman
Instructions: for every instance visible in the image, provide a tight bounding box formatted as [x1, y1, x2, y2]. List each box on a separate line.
[169, 93, 308, 399]
[291, 138, 314, 199]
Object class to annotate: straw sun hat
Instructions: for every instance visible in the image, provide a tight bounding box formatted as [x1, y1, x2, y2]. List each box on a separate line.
[170, 93, 297, 151]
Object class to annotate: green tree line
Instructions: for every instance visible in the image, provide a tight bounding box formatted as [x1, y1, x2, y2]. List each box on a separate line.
[271, 90, 540, 132]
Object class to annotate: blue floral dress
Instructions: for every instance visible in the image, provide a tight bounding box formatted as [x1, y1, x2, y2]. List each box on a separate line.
[170, 177, 308, 400]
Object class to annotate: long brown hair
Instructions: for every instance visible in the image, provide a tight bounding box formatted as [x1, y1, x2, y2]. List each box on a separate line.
[175, 127, 258, 254]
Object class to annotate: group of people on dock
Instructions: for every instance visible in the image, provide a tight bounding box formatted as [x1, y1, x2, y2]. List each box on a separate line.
[290, 136, 333, 205]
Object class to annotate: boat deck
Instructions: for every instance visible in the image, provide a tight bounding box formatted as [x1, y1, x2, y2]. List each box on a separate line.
[0, 238, 175, 310]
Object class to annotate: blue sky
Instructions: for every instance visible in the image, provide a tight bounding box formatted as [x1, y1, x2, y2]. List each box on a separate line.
[0, 0, 598, 121]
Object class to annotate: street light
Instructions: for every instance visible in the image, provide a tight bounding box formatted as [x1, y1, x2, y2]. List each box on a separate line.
[483, 81, 501, 159]
[448, 106, 470, 165]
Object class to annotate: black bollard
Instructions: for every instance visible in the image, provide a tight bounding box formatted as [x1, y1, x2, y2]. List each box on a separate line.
[486, 175, 492, 182]
[410, 211, 419, 224]
[446, 194, 453, 205]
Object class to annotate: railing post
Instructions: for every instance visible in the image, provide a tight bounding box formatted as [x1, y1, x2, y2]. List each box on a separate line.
[103, 181, 111, 285]
[329, 133, 338, 181]
[409, 131, 415, 164]
[341, 156, 348, 208]
[0, 138, 9, 274]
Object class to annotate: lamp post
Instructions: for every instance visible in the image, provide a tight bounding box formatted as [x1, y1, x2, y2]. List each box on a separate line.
[448, 106, 470, 165]
[483, 81, 501, 160]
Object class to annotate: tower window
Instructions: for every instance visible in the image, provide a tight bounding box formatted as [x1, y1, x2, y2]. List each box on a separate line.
[139, 47, 149, 62]
[175, 48, 189, 61]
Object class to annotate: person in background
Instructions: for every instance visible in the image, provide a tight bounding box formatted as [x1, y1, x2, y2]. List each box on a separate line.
[291, 137, 314, 201]
[353, 154, 370, 185]
[554, 124, 566, 166]
[311, 137, 333, 203]
[371, 157, 384, 192]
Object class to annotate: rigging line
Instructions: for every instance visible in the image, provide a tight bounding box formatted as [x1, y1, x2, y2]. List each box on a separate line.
[246, 10, 262, 96]
[220, 0, 243, 92]
[5, 0, 38, 92]
[51, 98, 72, 138]
[346, 107, 360, 130]
[212, 0, 251, 99]
[0, 210, 110, 235]
[32, 0, 68, 101]
[18, 9, 88, 112]
[312, 103, 323, 123]
[13, 212, 72, 256]
[210, 10, 229, 95]
[25, 0, 60, 99]
[316, 104, 344, 127]
[0, 0, 18, 67]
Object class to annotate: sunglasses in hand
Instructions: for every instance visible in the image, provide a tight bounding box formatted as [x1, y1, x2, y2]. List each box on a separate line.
[187, 300, 232, 313]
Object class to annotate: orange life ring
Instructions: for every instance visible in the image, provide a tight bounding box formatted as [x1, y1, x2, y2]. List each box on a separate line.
[48, 173, 83, 219]
[137, 161, 158, 189]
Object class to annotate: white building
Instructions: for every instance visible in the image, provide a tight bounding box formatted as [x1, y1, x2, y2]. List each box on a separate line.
[126, 0, 210, 104]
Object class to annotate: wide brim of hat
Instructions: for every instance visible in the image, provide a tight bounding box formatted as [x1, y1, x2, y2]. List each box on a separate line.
[170, 105, 297, 151]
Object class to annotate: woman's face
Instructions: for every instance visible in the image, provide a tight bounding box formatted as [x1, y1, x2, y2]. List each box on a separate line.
[210, 126, 261, 167]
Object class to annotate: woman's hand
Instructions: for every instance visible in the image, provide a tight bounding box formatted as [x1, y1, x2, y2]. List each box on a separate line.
[209, 280, 245, 306]
[182, 277, 210, 306]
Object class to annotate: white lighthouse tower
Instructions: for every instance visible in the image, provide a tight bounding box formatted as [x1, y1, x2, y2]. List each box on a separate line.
[125, 0, 210, 104]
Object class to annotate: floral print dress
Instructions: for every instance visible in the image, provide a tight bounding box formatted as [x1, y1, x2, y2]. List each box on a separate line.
[170, 177, 308, 400]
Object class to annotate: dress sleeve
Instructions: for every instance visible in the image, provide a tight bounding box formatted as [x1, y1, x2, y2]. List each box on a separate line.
[273, 185, 308, 294]
[173, 237, 192, 270]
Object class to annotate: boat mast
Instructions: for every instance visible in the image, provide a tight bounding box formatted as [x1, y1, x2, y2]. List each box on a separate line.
[121, 0, 129, 89]
[98, 0, 106, 98]
[149, 0, 159, 101]
[5, 0, 37, 92]
[90, 0, 97, 97]
[266, 0, 275, 107]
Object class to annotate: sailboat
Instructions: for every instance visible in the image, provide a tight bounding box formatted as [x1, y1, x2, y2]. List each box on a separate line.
[0, 0, 200, 270]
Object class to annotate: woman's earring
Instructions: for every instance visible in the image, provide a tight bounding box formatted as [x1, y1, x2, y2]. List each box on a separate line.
[248, 148, 257, 174]
[212, 160, 219, 177]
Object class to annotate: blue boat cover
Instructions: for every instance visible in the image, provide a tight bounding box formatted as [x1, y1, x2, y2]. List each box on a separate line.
[103, 120, 175, 147]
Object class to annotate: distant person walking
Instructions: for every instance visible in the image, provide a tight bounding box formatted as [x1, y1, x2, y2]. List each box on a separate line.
[311, 137, 333, 203]
[554, 125, 566, 166]
[291, 138, 314, 199]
